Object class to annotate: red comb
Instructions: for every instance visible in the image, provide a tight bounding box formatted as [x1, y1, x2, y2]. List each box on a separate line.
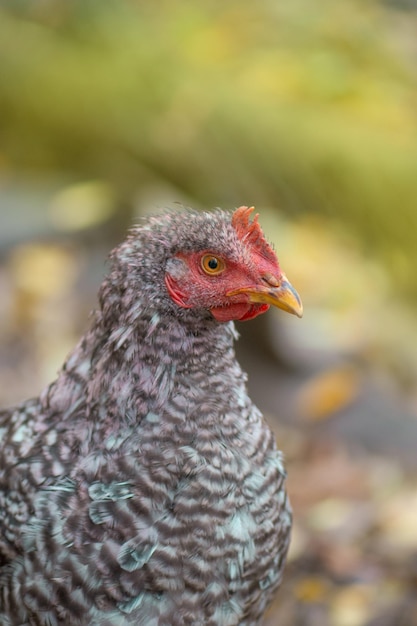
[231, 206, 277, 263]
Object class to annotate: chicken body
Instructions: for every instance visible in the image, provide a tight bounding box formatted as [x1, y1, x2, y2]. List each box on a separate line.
[0, 208, 300, 625]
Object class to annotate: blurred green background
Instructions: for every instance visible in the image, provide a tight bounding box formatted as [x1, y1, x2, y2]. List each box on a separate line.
[1, 0, 417, 277]
[1, 1, 417, 624]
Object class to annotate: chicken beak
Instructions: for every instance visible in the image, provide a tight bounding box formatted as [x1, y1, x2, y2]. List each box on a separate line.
[227, 274, 303, 318]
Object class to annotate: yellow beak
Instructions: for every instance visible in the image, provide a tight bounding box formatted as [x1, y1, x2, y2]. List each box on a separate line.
[227, 275, 303, 318]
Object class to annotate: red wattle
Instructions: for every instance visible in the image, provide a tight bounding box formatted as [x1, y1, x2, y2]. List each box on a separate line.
[239, 303, 269, 321]
[210, 303, 269, 323]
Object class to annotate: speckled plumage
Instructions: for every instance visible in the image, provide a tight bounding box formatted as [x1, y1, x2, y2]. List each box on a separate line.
[0, 209, 293, 625]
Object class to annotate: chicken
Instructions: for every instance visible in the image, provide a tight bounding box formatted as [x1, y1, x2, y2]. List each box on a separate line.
[0, 206, 302, 626]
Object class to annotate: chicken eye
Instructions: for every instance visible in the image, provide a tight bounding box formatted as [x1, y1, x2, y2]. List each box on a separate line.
[201, 254, 225, 275]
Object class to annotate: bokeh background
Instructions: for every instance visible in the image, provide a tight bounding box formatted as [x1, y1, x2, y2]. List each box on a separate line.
[1, 1, 417, 624]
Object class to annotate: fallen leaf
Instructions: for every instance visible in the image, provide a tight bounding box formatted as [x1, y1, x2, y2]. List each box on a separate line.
[297, 365, 361, 421]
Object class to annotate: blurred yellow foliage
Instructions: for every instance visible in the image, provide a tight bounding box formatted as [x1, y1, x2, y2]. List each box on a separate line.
[49, 181, 116, 231]
[295, 576, 329, 602]
[330, 585, 374, 626]
[377, 489, 417, 550]
[9, 243, 78, 299]
[297, 366, 360, 421]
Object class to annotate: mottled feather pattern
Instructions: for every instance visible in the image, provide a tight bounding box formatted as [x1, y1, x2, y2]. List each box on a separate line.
[0, 209, 292, 625]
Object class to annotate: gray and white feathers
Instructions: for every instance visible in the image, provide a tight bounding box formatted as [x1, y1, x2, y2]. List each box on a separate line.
[0, 208, 292, 625]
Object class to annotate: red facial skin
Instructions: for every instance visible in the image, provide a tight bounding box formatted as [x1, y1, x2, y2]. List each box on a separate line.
[165, 249, 281, 323]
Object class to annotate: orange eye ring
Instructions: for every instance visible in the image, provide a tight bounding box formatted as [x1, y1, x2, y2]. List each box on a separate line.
[201, 254, 225, 275]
